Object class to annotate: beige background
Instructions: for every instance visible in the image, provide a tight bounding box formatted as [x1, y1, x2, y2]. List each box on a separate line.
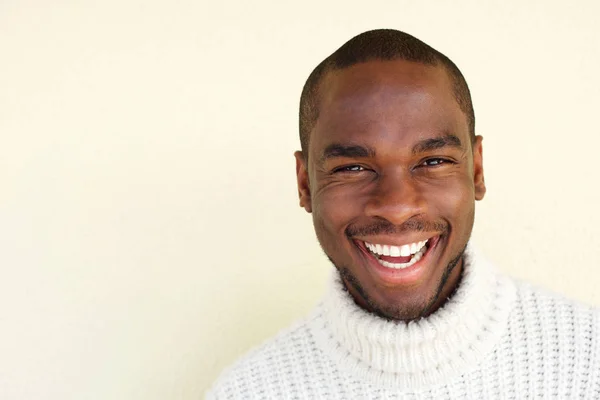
[1, 1, 599, 399]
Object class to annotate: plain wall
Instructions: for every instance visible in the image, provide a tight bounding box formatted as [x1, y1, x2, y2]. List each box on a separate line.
[1, 0, 599, 398]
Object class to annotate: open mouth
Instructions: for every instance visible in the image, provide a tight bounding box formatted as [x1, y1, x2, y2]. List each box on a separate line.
[361, 237, 438, 270]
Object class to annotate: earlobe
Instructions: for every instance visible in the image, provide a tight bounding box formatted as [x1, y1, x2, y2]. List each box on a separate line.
[472, 136, 486, 201]
[294, 151, 312, 213]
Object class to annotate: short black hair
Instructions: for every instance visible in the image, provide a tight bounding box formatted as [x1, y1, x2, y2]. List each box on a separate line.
[298, 29, 475, 156]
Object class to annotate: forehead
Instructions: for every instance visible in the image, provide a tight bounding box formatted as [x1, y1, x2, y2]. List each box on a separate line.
[310, 60, 467, 156]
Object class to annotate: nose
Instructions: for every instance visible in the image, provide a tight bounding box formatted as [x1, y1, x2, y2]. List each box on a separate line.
[364, 169, 427, 226]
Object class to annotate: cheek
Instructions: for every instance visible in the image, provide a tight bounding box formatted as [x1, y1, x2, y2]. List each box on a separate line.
[426, 177, 475, 231]
[312, 188, 364, 237]
[314, 193, 350, 232]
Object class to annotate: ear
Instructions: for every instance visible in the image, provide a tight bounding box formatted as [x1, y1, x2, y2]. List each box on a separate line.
[294, 151, 312, 213]
[472, 135, 486, 201]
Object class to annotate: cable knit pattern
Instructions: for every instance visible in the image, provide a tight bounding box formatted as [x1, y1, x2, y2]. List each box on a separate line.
[206, 247, 600, 399]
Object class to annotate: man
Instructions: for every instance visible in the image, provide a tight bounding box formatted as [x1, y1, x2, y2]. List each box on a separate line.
[207, 29, 600, 399]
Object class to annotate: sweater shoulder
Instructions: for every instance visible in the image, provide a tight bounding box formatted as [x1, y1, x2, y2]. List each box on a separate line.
[511, 277, 600, 353]
[205, 314, 323, 400]
[513, 278, 599, 315]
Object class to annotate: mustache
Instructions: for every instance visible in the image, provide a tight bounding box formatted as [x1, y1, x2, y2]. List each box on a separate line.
[345, 218, 447, 237]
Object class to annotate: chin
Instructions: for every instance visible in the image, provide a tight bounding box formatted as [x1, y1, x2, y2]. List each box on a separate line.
[340, 267, 438, 320]
[335, 237, 467, 321]
[369, 293, 433, 321]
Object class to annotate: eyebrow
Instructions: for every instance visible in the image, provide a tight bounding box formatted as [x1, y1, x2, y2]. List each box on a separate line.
[411, 134, 463, 155]
[319, 144, 376, 165]
[318, 134, 464, 165]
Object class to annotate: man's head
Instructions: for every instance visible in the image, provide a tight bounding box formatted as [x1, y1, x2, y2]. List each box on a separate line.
[294, 29, 486, 321]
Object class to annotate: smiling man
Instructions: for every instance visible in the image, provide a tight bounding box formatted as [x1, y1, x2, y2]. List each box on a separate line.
[207, 29, 600, 399]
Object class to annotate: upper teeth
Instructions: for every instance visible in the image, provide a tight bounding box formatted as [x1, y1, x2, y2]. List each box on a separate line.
[365, 240, 428, 257]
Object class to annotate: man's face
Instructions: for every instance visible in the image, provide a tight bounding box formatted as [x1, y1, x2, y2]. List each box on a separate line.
[295, 60, 486, 320]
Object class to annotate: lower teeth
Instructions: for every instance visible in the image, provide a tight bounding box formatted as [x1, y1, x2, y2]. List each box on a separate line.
[376, 245, 428, 269]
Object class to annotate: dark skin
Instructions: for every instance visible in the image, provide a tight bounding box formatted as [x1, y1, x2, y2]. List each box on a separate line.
[295, 60, 486, 320]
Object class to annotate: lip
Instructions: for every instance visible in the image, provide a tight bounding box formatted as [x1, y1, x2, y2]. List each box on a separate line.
[354, 235, 442, 286]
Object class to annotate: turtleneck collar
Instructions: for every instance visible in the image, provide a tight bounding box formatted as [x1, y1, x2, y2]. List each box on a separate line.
[309, 243, 517, 389]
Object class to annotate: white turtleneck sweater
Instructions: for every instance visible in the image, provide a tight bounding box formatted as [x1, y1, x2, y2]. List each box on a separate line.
[206, 247, 600, 399]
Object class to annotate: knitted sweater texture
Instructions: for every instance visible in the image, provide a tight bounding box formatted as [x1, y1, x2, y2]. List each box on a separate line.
[207, 248, 600, 399]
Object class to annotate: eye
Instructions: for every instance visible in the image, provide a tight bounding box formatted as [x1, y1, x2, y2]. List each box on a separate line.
[420, 158, 453, 167]
[333, 165, 366, 173]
